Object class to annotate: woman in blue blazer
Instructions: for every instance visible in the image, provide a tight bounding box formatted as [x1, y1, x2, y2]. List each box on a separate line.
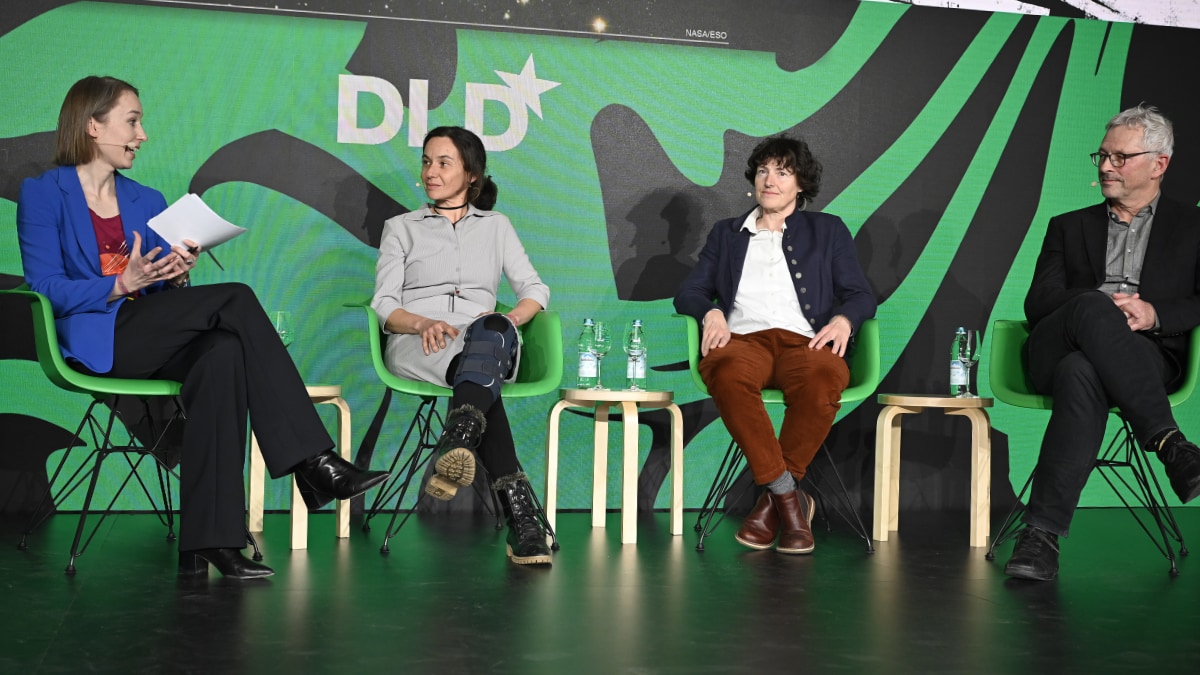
[675, 135, 876, 555]
[17, 75, 388, 578]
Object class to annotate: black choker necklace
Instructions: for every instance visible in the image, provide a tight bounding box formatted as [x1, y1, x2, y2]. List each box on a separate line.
[430, 202, 468, 211]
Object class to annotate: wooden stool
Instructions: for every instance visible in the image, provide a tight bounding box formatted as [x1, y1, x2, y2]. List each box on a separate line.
[248, 384, 351, 549]
[873, 394, 993, 547]
[545, 388, 684, 544]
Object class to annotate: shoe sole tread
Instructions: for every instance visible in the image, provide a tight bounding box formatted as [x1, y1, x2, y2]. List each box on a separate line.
[506, 544, 552, 565]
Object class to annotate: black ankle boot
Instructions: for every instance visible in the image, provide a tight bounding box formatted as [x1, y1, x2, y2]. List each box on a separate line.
[1154, 429, 1200, 503]
[179, 548, 274, 579]
[494, 472, 552, 565]
[426, 405, 486, 501]
[293, 450, 389, 510]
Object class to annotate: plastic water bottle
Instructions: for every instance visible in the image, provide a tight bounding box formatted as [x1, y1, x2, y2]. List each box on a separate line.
[625, 319, 647, 391]
[950, 327, 968, 397]
[577, 318, 598, 389]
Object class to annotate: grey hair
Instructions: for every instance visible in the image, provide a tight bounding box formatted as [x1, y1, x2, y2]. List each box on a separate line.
[1107, 103, 1174, 157]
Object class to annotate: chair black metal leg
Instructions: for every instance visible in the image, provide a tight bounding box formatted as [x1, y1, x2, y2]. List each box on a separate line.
[378, 445, 438, 554]
[802, 445, 875, 553]
[695, 442, 750, 551]
[693, 441, 740, 534]
[988, 420, 1187, 576]
[17, 401, 101, 550]
[1095, 420, 1186, 576]
[65, 451, 108, 576]
[363, 397, 441, 534]
[985, 470, 1034, 561]
[21, 396, 184, 573]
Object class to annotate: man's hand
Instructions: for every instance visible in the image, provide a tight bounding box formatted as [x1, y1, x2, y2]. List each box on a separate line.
[811, 315, 853, 357]
[1112, 292, 1157, 332]
[700, 309, 731, 357]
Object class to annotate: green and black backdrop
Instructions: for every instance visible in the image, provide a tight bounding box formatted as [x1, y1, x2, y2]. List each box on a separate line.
[3, 0, 1198, 515]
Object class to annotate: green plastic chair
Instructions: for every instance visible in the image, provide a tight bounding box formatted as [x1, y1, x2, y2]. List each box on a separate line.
[987, 319, 1200, 575]
[4, 288, 184, 575]
[347, 301, 563, 552]
[676, 314, 881, 551]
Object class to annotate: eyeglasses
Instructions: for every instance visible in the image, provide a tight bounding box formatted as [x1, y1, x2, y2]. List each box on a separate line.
[1090, 151, 1154, 168]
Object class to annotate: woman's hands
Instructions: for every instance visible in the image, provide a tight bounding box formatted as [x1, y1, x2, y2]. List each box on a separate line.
[117, 232, 199, 294]
[383, 307, 458, 354]
[414, 317, 460, 355]
[700, 309, 731, 357]
[811, 315, 852, 357]
[166, 239, 200, 287]
[700, 310, 853, 357]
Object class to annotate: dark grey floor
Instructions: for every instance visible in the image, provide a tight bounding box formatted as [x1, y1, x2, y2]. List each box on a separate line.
[2, 507, 1199, 674]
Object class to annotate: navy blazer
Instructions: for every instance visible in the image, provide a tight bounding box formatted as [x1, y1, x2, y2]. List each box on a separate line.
[1025, 197, 1200, 384]
[674, 207, 877, 341]
[17, 165, 172, 373]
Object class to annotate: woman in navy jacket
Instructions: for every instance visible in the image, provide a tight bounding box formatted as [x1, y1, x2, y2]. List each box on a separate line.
[675, 134, 875, 555]
[17, 75, 387, 578]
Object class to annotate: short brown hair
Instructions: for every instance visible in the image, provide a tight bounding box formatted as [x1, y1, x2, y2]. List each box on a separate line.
[744, 134, 823, 201]
[54, 76, 139, 166]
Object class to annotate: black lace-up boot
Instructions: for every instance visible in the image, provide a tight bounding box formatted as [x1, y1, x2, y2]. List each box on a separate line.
[1154, 429, 1200, 504]
[425, 405, 486, 501]
[494, 472, 553, 565]
[1004, 525, 1059, 581]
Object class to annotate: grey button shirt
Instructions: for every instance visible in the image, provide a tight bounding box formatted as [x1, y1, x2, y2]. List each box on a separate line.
[1100, 194, 1160, 297]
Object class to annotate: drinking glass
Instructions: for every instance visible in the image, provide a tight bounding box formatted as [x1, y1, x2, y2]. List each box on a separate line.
[273, 310, 293, 348]
[958, 329, 981, 397]
[592, 320, 612, 390]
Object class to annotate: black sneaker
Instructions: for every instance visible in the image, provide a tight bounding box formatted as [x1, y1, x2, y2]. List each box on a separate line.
[1156, 430, 1200, 504]
[1003, 526, 1059, 581]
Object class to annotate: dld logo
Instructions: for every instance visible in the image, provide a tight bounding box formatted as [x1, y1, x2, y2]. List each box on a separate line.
[337, 55, 560, 151]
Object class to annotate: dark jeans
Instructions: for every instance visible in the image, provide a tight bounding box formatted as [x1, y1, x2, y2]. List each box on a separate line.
[1023, 292, 1178, 536]
[106, 283, 330, 551]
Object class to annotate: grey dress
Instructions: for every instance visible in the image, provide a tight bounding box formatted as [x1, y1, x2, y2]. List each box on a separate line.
[371, 205, 550, 385]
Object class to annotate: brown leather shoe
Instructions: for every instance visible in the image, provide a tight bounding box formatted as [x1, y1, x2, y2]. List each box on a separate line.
[734, 491, 779, 550]
[775, 489, 815, 555]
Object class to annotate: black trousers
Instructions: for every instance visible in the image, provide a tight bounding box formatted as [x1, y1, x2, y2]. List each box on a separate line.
[106, 283, 331, 551]
[1023, 292, 1178, 536]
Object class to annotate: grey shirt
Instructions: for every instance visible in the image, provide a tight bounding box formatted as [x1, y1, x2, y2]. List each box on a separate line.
[371, 205, 550, 384]
[1100, 193, 1160, 297]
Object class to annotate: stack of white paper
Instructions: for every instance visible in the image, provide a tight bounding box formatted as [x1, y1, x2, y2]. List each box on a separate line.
[148, 193, 247, 250]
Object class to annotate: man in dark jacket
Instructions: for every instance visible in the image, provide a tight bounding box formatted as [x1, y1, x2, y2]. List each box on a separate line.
[1006, 104, 1200, 581]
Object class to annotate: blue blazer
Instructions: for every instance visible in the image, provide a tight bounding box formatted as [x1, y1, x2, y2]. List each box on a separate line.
[674, 207, 877, 339]
[17, 165, 171, 373]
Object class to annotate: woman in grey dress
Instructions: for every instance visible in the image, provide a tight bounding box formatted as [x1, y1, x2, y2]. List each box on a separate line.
[371, 126, 553, 565]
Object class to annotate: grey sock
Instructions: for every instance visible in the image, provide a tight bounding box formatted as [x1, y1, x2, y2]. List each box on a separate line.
[765, 471, 796, 495]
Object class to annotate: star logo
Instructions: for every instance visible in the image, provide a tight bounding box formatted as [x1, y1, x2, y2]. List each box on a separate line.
[494, 55, 560, 119]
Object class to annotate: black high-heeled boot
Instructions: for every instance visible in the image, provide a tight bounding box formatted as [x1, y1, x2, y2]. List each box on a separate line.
[179, 548, 274, 579]
[293, 450, 390, 510]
